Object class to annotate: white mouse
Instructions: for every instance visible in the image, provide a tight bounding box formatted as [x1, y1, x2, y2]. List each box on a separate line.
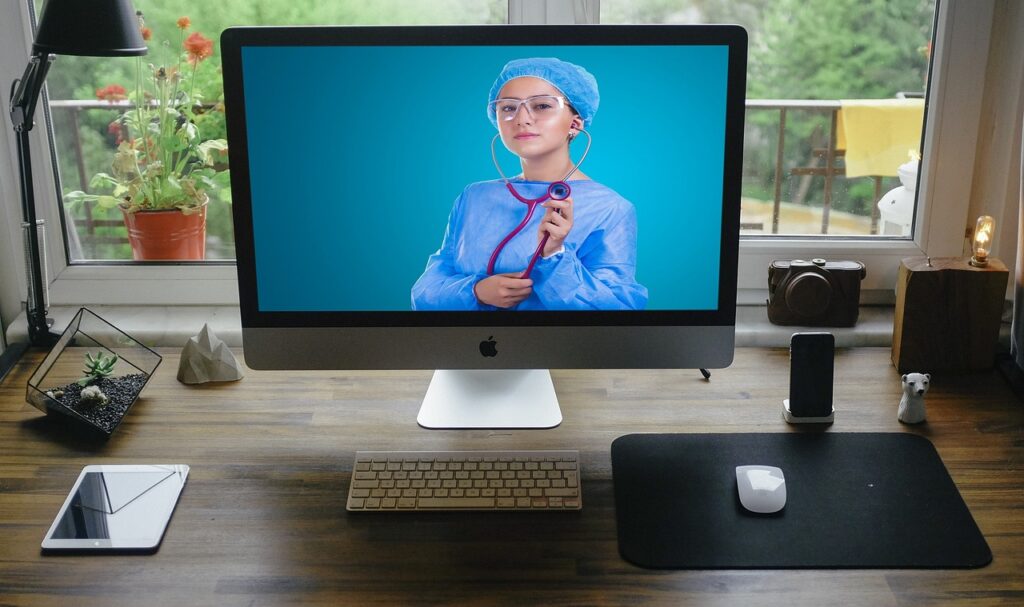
[736, 465, 787, 514]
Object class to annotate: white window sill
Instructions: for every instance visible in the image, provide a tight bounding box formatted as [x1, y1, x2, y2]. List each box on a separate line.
[6, 306, 244, 348]
[7, 305, 910, 350]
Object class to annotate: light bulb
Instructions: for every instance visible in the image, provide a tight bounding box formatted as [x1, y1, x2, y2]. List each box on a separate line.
[970, 215, 995, 267]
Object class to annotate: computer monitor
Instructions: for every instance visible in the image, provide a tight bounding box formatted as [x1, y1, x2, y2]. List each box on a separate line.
[222, 25, 746, 429]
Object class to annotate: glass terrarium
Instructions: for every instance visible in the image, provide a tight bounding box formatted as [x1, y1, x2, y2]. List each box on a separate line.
[26, 308, 162, 437]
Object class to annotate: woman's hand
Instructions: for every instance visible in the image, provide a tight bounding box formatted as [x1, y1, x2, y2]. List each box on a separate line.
[474, 273, 534, 308]
[539, 196, 573, 257]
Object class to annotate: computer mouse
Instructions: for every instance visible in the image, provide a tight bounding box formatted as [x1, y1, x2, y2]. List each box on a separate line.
[736, 465, 786, 514]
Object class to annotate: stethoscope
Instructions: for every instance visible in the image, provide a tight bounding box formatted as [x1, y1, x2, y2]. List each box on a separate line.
[486, 129, 592, 279]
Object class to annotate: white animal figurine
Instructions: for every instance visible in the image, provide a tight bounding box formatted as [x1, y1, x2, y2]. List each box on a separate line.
[898, 372, 930, 424]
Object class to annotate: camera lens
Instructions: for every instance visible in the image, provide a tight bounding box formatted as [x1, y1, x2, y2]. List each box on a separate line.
[785, 272, 832, 317]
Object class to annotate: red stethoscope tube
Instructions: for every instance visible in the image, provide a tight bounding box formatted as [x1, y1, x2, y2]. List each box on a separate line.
[486, 181, 570, 279]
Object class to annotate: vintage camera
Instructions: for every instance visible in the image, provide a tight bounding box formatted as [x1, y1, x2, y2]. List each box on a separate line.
[767, 259, 865, 327]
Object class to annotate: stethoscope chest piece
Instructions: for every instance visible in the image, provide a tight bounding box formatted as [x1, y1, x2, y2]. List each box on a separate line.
[548, 181, 571, 200]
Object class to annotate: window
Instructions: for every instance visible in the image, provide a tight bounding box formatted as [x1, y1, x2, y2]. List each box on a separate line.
[604, 0, 935, 240]
[38, 0, 506, 264]
[1, 0, 995, 308]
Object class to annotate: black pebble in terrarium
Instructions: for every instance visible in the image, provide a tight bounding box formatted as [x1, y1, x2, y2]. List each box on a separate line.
[45, 352, 149, 434]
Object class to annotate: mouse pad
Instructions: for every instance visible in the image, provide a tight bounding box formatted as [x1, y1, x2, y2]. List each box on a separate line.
[611, 433, 991, 569]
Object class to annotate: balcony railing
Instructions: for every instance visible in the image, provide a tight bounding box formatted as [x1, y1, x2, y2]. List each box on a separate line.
[746, 99, 887, 236]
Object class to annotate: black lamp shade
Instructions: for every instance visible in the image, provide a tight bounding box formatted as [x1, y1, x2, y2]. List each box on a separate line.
[32, 0, 148, 57]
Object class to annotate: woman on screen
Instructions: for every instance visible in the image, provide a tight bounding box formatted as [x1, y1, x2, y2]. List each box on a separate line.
[411, 57, 647, 311]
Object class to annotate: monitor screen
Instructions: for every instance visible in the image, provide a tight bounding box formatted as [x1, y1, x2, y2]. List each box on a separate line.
[223, 25, 745, 376]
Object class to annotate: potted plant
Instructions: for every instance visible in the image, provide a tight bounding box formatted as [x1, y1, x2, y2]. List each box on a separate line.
[66, 14, 229, 260]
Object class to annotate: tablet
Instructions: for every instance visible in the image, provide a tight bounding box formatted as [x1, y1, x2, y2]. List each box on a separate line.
[42, 464, 189, 553]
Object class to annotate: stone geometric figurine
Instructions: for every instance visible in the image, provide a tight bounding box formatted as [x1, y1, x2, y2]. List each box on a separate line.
[177, 324, 244, 384]
[897, 372, 930, 424]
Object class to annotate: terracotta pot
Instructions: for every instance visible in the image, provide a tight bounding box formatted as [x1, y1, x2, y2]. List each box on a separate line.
[121, 206, 207, 260]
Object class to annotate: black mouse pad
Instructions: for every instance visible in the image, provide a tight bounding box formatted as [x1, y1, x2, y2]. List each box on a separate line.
[611, 433, 991, 569]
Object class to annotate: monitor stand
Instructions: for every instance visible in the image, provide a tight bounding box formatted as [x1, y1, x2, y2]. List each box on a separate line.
[417, 369, 562, 429]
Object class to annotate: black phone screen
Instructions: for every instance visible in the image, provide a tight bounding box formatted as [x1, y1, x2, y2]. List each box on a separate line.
[788, 332, 834, 417]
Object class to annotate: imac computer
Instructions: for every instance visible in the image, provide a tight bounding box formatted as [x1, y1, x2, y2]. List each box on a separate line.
[222, 25, 746, 429]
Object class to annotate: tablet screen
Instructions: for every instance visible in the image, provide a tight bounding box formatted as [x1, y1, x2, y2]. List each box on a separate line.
[43, 465, 189, 552]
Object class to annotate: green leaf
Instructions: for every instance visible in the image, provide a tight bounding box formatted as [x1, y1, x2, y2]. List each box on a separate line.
[63, 190, 98, 209]
[89, 173, 119, 189]
[200, 139, 228, 153]
[95, 195, 122, 210]
[165, 175, 184, 198]
[211, 170, 232, 188]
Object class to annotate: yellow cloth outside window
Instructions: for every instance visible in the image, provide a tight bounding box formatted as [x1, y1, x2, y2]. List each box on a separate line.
[837, 99, 924, 178]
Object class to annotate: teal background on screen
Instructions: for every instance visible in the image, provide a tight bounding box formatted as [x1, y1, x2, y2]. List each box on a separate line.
[242, 45, 728, 311]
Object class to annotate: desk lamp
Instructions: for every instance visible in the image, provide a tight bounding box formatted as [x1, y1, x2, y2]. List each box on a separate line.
[7, 0, 146, 353]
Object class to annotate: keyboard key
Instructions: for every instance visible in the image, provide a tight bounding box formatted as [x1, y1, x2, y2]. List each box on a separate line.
[544, 488, 579, 497]
[419, 497, 495, 509]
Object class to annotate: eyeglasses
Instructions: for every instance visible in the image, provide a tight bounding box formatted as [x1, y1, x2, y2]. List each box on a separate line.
[488, 95, 568, 122]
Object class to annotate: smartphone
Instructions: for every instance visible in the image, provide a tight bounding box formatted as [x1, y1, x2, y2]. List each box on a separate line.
[787, 332, 835, 419]
[42, 464, 189, 553]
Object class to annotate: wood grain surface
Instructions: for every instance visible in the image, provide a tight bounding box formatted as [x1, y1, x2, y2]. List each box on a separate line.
[1, 347, 1022, 606]
[892, 256, 1009, 373]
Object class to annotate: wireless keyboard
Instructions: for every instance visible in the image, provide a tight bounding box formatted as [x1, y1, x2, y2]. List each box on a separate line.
[346, 450, 581, 511]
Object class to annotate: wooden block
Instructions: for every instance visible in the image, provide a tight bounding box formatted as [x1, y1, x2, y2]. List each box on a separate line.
[892, 256, 1008, 373]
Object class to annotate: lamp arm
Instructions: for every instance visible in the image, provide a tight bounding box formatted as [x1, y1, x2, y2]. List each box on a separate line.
[9, 53, 53, 133]
[9, 52, 59, 346]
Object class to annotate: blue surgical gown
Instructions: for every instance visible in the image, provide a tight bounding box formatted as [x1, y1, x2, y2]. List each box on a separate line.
[411, 179, 648, 310]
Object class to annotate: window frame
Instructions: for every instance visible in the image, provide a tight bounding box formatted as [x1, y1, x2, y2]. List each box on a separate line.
[1, 0, 994, 308]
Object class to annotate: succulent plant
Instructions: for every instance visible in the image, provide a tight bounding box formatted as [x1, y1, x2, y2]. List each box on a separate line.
[77, 352, 119, 386]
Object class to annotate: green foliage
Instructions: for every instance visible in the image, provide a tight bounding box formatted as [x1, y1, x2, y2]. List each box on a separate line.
[750, 0, 932, 99]
[77, 352, 119, 387]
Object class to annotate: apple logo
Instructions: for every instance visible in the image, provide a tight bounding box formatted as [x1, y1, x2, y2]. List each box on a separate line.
[479, 336, 498, 357]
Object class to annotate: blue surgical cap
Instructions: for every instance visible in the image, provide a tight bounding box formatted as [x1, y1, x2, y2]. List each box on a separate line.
[487, 57, 600, 129]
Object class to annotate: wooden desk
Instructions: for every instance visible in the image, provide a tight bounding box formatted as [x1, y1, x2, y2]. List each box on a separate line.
[1, 347, 1021, 606]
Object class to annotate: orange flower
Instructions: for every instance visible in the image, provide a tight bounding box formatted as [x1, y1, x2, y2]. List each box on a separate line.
[95, 84, 128, 102]
[177, 16, 191, 30]
[183, 32, 214, 65]
[140, 26, 152, 41]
